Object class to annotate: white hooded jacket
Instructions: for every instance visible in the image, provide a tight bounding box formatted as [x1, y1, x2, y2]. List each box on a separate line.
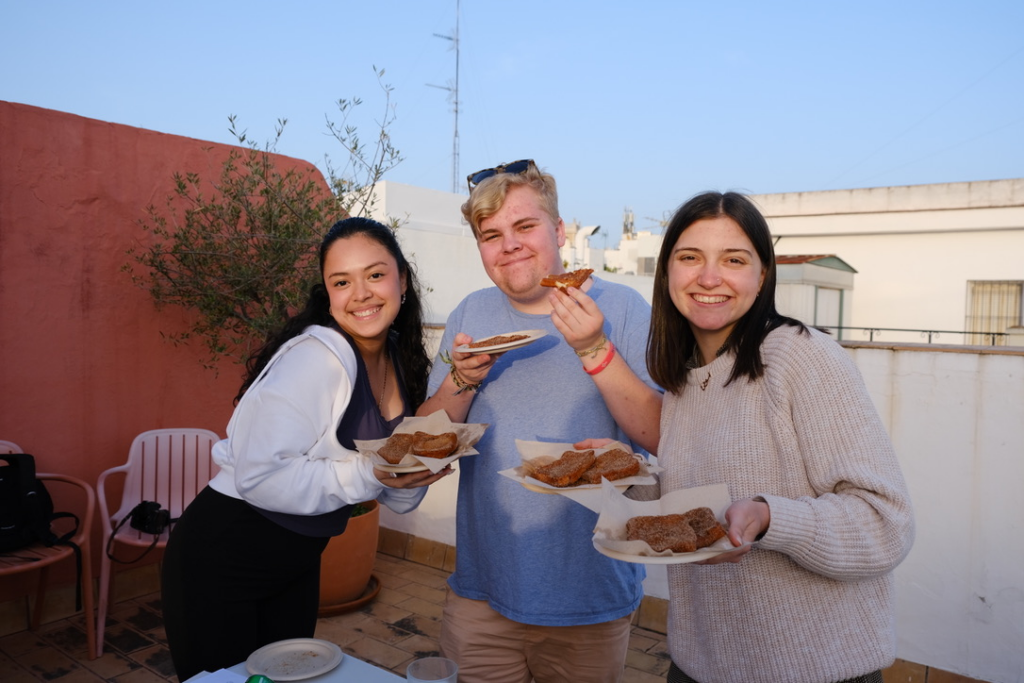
[208, 325, 424, 516]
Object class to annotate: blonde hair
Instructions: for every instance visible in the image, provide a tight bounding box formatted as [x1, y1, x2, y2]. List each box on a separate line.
[461, 164, 560, 237]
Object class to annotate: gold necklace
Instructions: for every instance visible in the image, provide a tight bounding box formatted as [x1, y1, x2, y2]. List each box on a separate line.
[699, 371, 712, 391]
[689, 343, 728, 391]
[377, 357, 389, 410]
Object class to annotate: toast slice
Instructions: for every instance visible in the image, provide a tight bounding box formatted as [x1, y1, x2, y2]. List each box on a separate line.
[626, 514, 697, 553]
[580, 448, 641, 484]
[412, 431, 459, 459]
[467, 333, 529, 348]
[379, 432, 415, 464]
[531, 449, 596, 487]
[682, 507, 727, 549]
[625, 508, 727, 554]
[540, 268, 593, 290]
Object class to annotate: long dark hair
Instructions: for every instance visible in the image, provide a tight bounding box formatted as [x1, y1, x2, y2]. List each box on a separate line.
[647, 191, 805, 393]
[235, 217, 431, 408]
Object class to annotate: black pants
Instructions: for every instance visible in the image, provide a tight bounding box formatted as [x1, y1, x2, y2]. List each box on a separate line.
[667, 661, 883, 683]
[161, 487, 330, 681]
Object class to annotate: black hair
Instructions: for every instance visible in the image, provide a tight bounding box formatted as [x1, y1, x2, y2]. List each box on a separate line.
[235, 216, 431, 408]
[647, 191, 805, 393]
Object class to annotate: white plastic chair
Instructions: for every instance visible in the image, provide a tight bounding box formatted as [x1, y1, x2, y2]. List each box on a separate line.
[95, 428, 220, 657]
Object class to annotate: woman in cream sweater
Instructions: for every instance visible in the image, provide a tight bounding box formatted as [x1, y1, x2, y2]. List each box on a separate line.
[641, 192, 915, 683]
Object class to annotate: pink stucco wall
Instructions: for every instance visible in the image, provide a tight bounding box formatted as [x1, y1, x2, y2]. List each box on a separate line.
[0, 101, 332, 599]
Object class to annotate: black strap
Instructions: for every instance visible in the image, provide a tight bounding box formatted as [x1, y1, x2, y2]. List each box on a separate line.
[49, 512, 82, 610]
[104, 506, 174, 565]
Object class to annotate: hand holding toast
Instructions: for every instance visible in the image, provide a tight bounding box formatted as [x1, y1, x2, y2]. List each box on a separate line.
[548, 285, 606, 356]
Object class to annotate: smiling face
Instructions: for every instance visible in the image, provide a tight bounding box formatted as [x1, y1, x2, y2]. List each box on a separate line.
[322, 233, 407, 348]
[475, 184, 566, 313]
[667, 215, 766, 361]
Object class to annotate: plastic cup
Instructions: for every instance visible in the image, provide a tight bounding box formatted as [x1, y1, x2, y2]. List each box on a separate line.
[406, 656, 458, 682]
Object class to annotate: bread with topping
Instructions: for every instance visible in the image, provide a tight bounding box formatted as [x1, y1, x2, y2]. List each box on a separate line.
[379, 432, 414, 464]
[626, 514, 697, 553]
[412, 431, 459, 459]
[540, 268, 593, 290]
[682, 506, 727, 548]
[626, 507, 726, 553]
[531, 449, 596, 487]
[580, 448, 641, 484]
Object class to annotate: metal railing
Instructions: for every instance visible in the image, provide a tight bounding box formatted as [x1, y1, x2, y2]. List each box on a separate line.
[827, 326, 1010, 345]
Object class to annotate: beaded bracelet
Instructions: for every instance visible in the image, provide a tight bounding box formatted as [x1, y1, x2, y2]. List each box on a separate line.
[583, 342, 616, 376]
[440, 349, 482, 395]
[450, 365, 482, 394]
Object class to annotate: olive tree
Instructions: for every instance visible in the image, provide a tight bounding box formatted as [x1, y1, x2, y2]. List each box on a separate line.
[125, 68, 401, 369]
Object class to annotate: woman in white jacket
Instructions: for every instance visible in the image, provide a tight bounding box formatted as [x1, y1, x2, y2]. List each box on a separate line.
[162, 217, 450, 680]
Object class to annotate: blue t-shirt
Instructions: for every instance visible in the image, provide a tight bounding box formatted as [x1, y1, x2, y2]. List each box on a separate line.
[428, 278, 658, 626]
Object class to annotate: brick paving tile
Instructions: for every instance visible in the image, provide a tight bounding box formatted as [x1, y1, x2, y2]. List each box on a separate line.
[6, 553, 672, 683]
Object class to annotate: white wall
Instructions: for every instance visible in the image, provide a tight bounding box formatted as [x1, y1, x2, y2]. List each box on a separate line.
[387, 341, 1024, 683]
[366, 181, 491, 325]
[851, 344, 1024, 683]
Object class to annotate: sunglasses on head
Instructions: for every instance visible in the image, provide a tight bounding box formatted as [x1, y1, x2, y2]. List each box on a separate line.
[466, 159, 535, 190]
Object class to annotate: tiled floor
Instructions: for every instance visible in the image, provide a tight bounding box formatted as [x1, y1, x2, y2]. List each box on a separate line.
[0, 552, 672, 683]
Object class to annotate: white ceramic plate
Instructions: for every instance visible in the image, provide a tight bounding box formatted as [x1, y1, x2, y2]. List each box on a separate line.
[246, 638, 343, 681]
[456, 329, 547, 355]
[592, 539, 737, 565]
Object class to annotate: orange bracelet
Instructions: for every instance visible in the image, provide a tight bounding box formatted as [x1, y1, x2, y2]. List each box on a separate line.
[584, 341, 616, 375]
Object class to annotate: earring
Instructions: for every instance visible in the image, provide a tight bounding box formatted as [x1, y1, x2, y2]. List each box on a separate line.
[401, 294, 407, 305]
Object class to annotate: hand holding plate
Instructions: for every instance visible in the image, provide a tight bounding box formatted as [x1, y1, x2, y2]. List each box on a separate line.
[696, 498, 768, 565]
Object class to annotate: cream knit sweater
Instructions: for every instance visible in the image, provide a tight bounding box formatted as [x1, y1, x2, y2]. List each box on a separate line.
[656, 325, 914, 683]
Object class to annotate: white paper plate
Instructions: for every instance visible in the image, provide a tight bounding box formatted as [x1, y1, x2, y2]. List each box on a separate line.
[592, 539, 739, 565]
[375, 450, 473, 474]
[246, 638, 343, 681]
[456, 329, 547, 355]
[519, 478, 631, 495]
[374, 462, 431, 474]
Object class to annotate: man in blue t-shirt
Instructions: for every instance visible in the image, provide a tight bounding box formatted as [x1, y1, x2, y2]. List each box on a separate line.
[418, 159, 662, 683]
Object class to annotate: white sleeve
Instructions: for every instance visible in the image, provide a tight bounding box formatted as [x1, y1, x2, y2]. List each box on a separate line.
[378, 485, 428, 514]
[227, 337, 386, 514]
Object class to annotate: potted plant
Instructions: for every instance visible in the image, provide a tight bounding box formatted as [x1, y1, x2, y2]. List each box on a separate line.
[318, 499, 381, 616]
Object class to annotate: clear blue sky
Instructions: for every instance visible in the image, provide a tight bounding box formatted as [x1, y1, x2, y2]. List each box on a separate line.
[3, 1, 1022, 248]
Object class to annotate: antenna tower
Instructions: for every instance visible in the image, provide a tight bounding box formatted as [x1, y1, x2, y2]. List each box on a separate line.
[429, 0, 460, 192]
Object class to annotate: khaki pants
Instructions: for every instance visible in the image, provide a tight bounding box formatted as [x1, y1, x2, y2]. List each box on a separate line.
[439, 587, 632, 683]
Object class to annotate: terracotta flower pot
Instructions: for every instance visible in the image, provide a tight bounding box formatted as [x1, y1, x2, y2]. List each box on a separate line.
[318, 500, 382, 616]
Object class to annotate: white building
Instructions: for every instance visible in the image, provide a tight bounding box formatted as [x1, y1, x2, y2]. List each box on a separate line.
[754, 180, 1024, 345]
[378, 177, 1024, 347]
